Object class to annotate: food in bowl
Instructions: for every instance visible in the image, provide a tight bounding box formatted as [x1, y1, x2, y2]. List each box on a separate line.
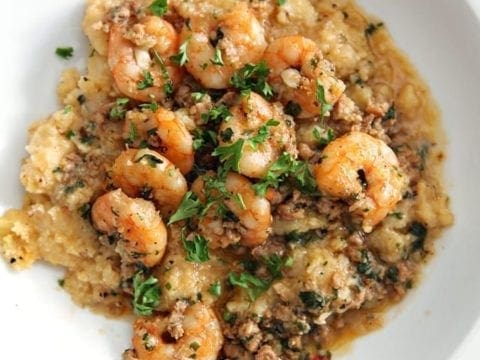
[0, 0, 453, 358]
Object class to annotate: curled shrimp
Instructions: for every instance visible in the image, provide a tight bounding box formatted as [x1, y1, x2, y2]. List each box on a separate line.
[194, 172, 272, 248]
[181, 3, 267, 89]
[218, 92, 297, 179]
[112, 149, 188, 215]
[123, 108, 194, 174]
[263, 35, 346, 118]
[91, 189, 167, 267]
[129, 302, 223, 360]
[314, 132, 407, 232]
[108, 15, 182, 102]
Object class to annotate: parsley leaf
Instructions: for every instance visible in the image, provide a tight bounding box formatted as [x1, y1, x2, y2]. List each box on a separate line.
[201, 104, 231, 124]
[228, 272, 270, 301]
[135, 153, 163, 167]
[264, 254, 291, 279]
[252, 153, 317, 196]
[248, 119, 280, 150]
[365, 22, 384, 37]
[149, 0, 168, 17]
[153, 50, 174, 96]
[313, 127, 335, 147]
[170, 38, 189, 66]
[168, 191, 203, 225]
[212, 139, 245, 173]
[316, 80, 333, 117]
[191, 92, 206, 103]
[182, 233, 210, 263]
[55, 47, 74, 59]
[210, 48, 224, 66]
[109, 98, 130, 120]
[193, 128, 218, 150]
[230, 61, 274, 99]
[209, 281, 222, 297]
[299, 291, 325, 309]
[383, 104, 396, 121]
[133, 271, 161, 316]
[137, 70, 154, 90]
[278, 0, 287, 5]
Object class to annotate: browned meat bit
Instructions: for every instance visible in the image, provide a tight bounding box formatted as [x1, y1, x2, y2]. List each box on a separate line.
[332, 94, 362, 124]
[167, 299, 188, 340]
[238, 320, 263, 352]
[255, 345, 280, 360]
[276, 190, 310, 220]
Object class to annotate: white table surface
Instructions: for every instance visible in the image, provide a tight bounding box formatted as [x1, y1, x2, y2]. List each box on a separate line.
[454, 1, 480, 357]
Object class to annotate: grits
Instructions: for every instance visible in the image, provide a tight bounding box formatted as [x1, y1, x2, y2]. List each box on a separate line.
[0, 0, 453, 359]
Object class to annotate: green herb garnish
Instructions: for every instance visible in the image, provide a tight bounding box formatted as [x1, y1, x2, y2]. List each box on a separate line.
[168, 191, 203, 224]
[299, 291, 325, 309]
[230, 61, 273, 99]
[132, 271, 161, 316]
[209, 281, 222, 297]
[55, 47, 74, 59]
[137, 70, 154, 90]
[316, 80, 333, 117]
[148, 0, 168, 17]
[182, 233, 210, 263]
[210, 48, 224, 66]
[170, 38, 189, 66]
[109, 98, 130, 120]
[228, 271, 270, 301]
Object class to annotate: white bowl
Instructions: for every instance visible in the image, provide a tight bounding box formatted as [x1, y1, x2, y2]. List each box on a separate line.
[1, 1, 480, 359]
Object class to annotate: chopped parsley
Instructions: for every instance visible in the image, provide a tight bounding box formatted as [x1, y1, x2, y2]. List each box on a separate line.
[148, 0, 168, 17]
[278, 0, 287, 5]
[125, 123, 138, 145]
[137, 70, 154, 90]
[386, 266, 399, 283]
[383, 104, 396, 121]
[153, 50, 173, 96]
[55, 46, 74, 59]
[64, 180, 85, 194]
[135, 153, 164, 167]
[284, 101, 302, 117]
[210, 48, 224, 66]
[316, 80, 333, 117]
[193, 128, 218, 150]
[168, 191, 203, 224]
[170, 38, 189, 66]
[182, 233, 210, 263]
[248, 119, 280, 150]
[191, 92, 206, 103]
[109, 98, 130, 120]
[264, 254, 291, 279]
[201, 104, 231, 124]
[299, 291, 325, 309]
[252, 152, 317, 196]
[132, 271, 161, 316]
[356, 249, 379, 280]
[313, 127, 335, 147]
[212, 139, 245, 173]
[66, 129, 75, 139]
[209, 281, 222, 297]
[410, 221, 428, 251]
[230, 61, 274, 99]
[365, 22, 384, 37]
[219, 128, 234, 142]
[228, 271, 270, 301]
[285, 230, 320, 245]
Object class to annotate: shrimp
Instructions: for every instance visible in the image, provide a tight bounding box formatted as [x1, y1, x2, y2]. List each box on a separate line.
[112, 149, 188, 215]
[108, 15, 182, 102]
[181, 3, 267, 89]
[91, 189, 167, 267]
[263, 35, 346, 118]
[218, 92, 297, 179]
[194, 172, 272, 248]
[314, 132, 407, 232]
[123, 108, 194, 174]
[130, 302, 223, 360]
